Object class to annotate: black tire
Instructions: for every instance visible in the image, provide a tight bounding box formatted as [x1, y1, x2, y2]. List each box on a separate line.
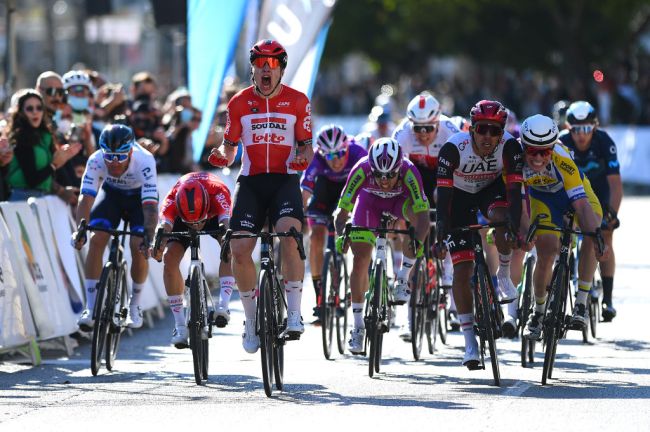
[273, 274, 285, 390]
[201, 277, 210, 380]
[320, 250, 335, 359]
[410, 258, 426, 361]
[189, 265, 206, 385]
[589, 280, 600, 339]
[336, 255, 350, 355]
[429, 280, 442, 353]
[478, 264, 500, 387]
[368, 261, 384, 378]
[105, 266, 128, 371]
[520, 256, 535, 367]
[90, 263, 113, 376]
[258, 269, 274, 397]
[542, 264, 565, 385]
[437, 282, 449, 346]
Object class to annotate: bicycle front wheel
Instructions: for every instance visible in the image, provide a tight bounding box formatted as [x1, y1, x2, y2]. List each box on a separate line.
[258, 269, 275, 397]
[477, 264, 500, 386]
[189, 265, 207, 385]
[589, 279, 600, 339]
[520, 255, 536, 368]
[336, 255, 350, 355]
[90, 263, 113, 376]
[410, 257, 426, 360]
[542, 264, 566, 385]
[272, 274, 285, 390]
[106, 265, 128, 371]
[320, 250, 336, 359]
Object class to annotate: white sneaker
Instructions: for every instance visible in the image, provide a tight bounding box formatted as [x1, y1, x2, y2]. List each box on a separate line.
[242, 320, 260, 353]
[462, 341, 480, 370]
[77, 308, 94, 331]
[497, 275, 518, 303]
[214, 306, 230, 328]
[348, 328, 365, 354]
[127, 305, 143, 329]
[171, 325, 189, 349]
[286, 311, 304, 334]
[392, 280, 410, 305]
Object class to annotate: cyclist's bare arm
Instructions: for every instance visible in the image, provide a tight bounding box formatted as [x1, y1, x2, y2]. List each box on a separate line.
[75, 194, 95, 230]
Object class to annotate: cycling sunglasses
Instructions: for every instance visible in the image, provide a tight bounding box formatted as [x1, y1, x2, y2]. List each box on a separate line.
[372, 170, 399, 180]
[525, 146, 553, 157]
[413, 124, 436, 134]
[252, 56, 281, 69]
[42, 87, 65, 97]
[24, 104, 44, 113]
[570, 124, 594, 134]
[323, 149, 347, 161]
[102, 152, 130, 163]
[67, 85, 90, 94]
[473, 123, 504, 137]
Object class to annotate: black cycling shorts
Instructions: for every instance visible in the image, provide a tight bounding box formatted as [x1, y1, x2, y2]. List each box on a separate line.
[230, 173, 304, 233]
[306, 176, 345, 226]
[89, 185, 145, 233]
[414, 164, 437, 207]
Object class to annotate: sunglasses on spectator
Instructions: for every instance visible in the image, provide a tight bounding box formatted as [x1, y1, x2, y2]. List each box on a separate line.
[473, 123, 504, 136]
[252, 56, 281, 69]
[323, 149, 347, 161]
[102, 152, 129, 163]
[68, 85, 90, 94]
[42, 87, 65, 97]
[525, 146, 553, 157]
[372, 170, 399, 180]
[570, 124, 594, 134]
[24, 104, 44, 113]
[413, 124, 436, 134]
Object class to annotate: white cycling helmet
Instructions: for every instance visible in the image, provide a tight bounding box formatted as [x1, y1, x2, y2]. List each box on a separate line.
[566, 101, 597, 125]
[62, 70, 94, 93]
[407, 93, 441, 124]
[520, 114, 558, 148]
[316, 124, 348, 154]
[368, 137, 402, 175]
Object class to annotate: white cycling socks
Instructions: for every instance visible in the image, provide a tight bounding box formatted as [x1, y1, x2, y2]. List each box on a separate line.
[85, 279, 98, 311]
[284, 280, 303, 314]
[219, 276, 235, 309]
[167, 295, 185, 327]
[352, 302, 365, 328]
[239, 290, 257, 321]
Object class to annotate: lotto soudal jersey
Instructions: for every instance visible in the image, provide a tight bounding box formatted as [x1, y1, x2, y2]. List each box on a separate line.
[300, 142, 368, 192]
[81, 143, 158, 205]
[392, 114, 459, 170]
[436, 131, 523, 194]
[159, 172, 231, 225]
[223, 85, 312, 176]
[522, 144, 587, 202]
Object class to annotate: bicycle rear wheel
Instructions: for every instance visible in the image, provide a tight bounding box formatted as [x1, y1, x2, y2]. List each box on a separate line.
[520, 256, 535, 367]
[477, 264, 500, 386]
[320, 250, 336, 359]
[368, 261, 384, 378]
[90, 263, 113, 376]
[189, 265, 206, 385]
[429, 279, 442, 353]
[336, 255, 350, 355]
[106, 266, 128, 371]
[273, 274, 285, 390]
[410, 257, 426, 360]
[258, 269, 274, 397]
[589, 279, 601, 339]
[542, 265, 565, 385]
[201, 276, 211, 380]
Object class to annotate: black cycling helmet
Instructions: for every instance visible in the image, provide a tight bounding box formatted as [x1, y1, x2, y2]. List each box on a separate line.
[99, 124, 135, 153]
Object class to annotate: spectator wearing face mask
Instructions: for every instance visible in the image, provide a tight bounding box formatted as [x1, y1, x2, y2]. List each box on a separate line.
[62, 70, 97, 158]
[158, 105, 202, 173]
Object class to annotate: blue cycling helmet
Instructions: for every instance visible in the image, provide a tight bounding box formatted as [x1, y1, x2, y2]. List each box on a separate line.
[99, 124, 135, 153]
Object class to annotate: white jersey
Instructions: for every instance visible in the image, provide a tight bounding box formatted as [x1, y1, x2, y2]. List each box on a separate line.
[81, 143, 159, 204]
[438, 130, 520, 194]
[392, 115, 459, 170]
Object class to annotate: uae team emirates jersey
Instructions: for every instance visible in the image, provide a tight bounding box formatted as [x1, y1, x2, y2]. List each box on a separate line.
[224, 85, 312, 176]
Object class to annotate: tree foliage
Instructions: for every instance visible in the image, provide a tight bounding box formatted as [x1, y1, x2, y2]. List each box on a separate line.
[324, 0, 650, 79]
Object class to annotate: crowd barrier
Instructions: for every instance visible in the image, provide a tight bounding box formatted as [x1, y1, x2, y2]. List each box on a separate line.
[0, 172, 237, 363]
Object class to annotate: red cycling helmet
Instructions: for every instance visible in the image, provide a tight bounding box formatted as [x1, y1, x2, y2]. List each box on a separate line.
[470, 100, 508, 127]
[249, 39, 288, 69]
[175, 180, 209, 224]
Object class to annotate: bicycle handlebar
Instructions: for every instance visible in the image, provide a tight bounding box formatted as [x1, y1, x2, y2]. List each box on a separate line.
[219, 227, 306, 262]
[152, 224, 226, 253]
[75, 218, 144, 241]
[525, 212, 605, 255]
[342, 222, 418, 255]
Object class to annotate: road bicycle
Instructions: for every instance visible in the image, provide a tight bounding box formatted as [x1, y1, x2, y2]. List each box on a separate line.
[519, 248, 537, 367]
[221, 227, 305, 397]
[153, 224, 225, 385]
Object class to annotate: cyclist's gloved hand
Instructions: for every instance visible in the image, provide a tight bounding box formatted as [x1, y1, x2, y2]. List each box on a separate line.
[70, 230, 86, 250]
[140, 232, 152, 258]
[288, 158, 309, 171]
[414, 239, 424, 258]
[335, 235, 346, 254]
[208, 149, 228, 168]
[604, 205, 620, 230]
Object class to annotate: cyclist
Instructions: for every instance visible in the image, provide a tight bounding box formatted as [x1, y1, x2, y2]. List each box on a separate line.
[435, 100, 524, 369]
[151, 172, 234, 347]
[552, 100, 571, 132]
[72, 124, 158, 330]
[559, 101, 622, 321]
[301, 124, 367, 322]
[519, 114, 607, 338]
[208, 39, 312, 353]
[334, 137, 430, 354]
[392, 92, 458, 339]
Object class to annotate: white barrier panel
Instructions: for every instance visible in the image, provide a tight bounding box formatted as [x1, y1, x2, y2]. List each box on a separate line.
[35, 197, 85, 313]
[0, 215, 37, 349]
[0, 202, 78, 340]
[603, 126, 650, 186]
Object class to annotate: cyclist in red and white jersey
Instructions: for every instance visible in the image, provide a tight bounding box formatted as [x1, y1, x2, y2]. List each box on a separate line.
[209, 39, 312, 353]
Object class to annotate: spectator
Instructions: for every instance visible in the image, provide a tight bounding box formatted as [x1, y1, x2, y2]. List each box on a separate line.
[0, 119, 13, 201]
[5, 89, 81, 201]
[159, 105, 202, 173]
[128, 98, 168, 156]
[130, 71, 158, 104]
[35, 71, 66, 127]
[62, 70, 97, 157]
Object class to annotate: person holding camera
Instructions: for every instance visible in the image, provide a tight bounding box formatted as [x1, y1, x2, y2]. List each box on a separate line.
[128, 98, 168, 157]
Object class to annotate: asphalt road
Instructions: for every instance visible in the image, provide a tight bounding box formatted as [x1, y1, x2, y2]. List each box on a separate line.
[1, 197, 649, 431]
